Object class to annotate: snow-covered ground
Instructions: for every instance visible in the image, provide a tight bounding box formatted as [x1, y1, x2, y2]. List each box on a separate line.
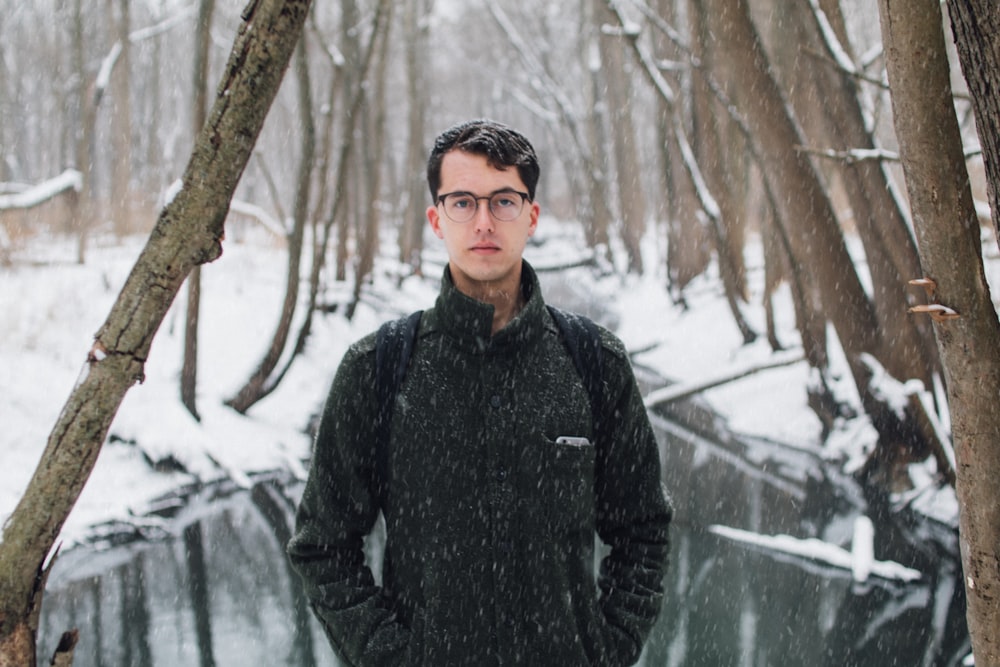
[0, 215, 966, 553]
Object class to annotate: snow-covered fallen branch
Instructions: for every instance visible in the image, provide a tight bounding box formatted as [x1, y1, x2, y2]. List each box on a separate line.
[645, 349, 804, 408]
[796, 144, 899, 164]
[709, 522, 922, 583]
[0, 170, 82, 211]
[229, 198, 287, 238]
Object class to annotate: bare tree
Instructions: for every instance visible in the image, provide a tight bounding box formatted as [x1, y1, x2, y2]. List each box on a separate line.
[108, 0, 133, 236]
[398, 0, 433, 276]
[945, 0, 1000, 252]
[598, 0, 647, 273]
[225, 33, 314, 415]
[348, 0, 394, 317]
[181, 0, 216, 421]
[880, 0, 1000, 661]
[0, 2, 311, 663]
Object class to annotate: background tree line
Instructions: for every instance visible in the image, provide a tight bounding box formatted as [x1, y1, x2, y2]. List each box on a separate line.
[1, 0, 999, 664]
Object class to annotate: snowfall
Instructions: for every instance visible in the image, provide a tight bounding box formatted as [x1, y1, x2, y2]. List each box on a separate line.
[2, 210, 990, 584]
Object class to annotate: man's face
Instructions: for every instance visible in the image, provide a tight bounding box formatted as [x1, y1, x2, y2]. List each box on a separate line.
[427, 149, 539, 296]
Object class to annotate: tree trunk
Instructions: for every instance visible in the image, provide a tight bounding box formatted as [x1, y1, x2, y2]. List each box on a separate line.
[880, 0, 1000, 662]
[698, 0, 880, 386]
[650, 0, 710, 302]
[689, 0, 755, 343]
[598, 0, 646, 274]
[108, 0, 133, 236]
[0, 2, 311, 663]
[71, 0, 96, 265]
[181, 0, 216, 421]
[584, 22, 614, 253]
[349, 2, 392, 316]
[225, 33, 314, 414]
[399, 0, 431, 276]
[775, 0, 939, 391]
[945, 0, 1000, 254]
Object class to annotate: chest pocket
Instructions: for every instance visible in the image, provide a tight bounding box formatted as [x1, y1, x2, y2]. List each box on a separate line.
[521, 434, 596, 533]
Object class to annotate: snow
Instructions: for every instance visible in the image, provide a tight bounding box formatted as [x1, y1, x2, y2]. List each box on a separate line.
[708, 522, 922, 584]
[0, 169, 81, 210]
[0, 216, 959, 556]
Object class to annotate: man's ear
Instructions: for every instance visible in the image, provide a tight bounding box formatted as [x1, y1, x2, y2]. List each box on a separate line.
[427, 205, 444, 238]
[527, 200, 540, 236]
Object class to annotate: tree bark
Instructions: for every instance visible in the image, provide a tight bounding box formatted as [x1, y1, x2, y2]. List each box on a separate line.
[598, 0, 646, 274]
[697, 0, 880, 386]
[399, 0, 432, 276]
[181, 0, 216, 421]
[944, 0, 1000, 253]
[777, 0, 939, 390]
[108, 0, 133, 236]
[225, 32, 314, 414]
[689, 0, 755, 343]
[349, 1, 393, 316]
[879, 0, 1000, 662]
[0, 1, 311, 663]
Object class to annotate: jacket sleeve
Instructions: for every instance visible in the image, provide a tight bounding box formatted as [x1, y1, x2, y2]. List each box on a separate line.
[287, 341, 419, 666]
[593, 337, 673, 666]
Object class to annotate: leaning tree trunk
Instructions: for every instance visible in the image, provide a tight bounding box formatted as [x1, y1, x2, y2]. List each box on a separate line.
[697, 0, 883, 388]
[0, 2, 311, 664]
[879, 0, 1000, 663]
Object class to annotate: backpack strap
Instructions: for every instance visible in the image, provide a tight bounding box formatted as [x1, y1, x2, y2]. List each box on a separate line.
[373, 310, 423, 508]
[546, 305, 605, 435]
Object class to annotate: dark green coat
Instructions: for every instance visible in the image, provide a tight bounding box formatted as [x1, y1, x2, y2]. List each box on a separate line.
[288, 262, 672, 666]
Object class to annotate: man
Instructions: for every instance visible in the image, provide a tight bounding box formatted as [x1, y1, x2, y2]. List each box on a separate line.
[287, 119, 672, 665]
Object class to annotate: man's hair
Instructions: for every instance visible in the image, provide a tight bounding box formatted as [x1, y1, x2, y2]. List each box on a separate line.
[427, 119, 540, 202]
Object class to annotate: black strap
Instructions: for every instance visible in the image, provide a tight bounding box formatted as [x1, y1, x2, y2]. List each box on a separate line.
[373, 310, 423, 507]
[546, 305, 605, 434]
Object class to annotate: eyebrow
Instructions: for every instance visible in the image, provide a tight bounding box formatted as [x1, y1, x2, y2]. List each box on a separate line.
[443, 187, 524, 197]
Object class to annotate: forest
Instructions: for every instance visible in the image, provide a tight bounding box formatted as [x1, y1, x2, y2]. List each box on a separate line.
[1, 0, 999, 664]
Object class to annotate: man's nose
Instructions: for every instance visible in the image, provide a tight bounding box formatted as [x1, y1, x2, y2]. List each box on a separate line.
[472, 201, 495, 233]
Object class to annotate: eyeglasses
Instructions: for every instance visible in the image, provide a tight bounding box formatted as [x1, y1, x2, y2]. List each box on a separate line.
[436, 189, 530, 223]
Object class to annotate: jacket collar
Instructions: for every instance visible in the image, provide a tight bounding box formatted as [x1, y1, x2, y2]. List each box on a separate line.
[428, 260, 547, 354]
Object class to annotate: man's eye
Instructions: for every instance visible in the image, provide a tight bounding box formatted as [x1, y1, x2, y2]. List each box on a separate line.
[493, 196, 516, 208]
[452, 197, 473, 209]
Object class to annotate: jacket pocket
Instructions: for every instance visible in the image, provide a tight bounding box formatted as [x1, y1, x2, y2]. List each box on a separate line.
[524, 435, 596, 532]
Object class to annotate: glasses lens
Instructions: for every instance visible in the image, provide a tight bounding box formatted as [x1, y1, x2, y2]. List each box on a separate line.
[444, 194, 476, 223]
[489, 192, 525, 221]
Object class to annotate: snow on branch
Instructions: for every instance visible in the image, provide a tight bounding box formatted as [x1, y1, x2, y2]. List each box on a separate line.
[229, 199, 286, 238]
[0, 169, 82, 211]
[128, 3, 198, 42]
[608, 0, 676, 105]
[805, 0, 856, 76]
[645, 349, 804, 409]
[710, 523, 922, 583]
[796, 145, 900, 164]
[95, 42, 123, 101]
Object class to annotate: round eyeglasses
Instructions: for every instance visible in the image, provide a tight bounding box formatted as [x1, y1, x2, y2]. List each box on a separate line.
[436, 190, 530, 223]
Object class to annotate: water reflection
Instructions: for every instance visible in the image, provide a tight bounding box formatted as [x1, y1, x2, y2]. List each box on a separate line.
[40, 483, 332, 667]
[40, 490, 969, 666]
[39, 426, 969, 667]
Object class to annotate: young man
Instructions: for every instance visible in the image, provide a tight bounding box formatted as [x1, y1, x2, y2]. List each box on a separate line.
[288, 119, 672, 665]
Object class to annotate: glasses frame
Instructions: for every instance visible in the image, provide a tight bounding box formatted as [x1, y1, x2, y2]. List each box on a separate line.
[435, 189, 530, 223]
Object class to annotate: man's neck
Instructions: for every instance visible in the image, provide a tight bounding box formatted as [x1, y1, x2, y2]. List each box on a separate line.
[452, 268, 525, 335]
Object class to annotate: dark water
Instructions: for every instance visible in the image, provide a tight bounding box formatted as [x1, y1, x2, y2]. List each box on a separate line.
[38, 412, 970, 666]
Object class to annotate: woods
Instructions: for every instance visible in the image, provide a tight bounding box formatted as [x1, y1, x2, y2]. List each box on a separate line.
[1, 0, 999, 663]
